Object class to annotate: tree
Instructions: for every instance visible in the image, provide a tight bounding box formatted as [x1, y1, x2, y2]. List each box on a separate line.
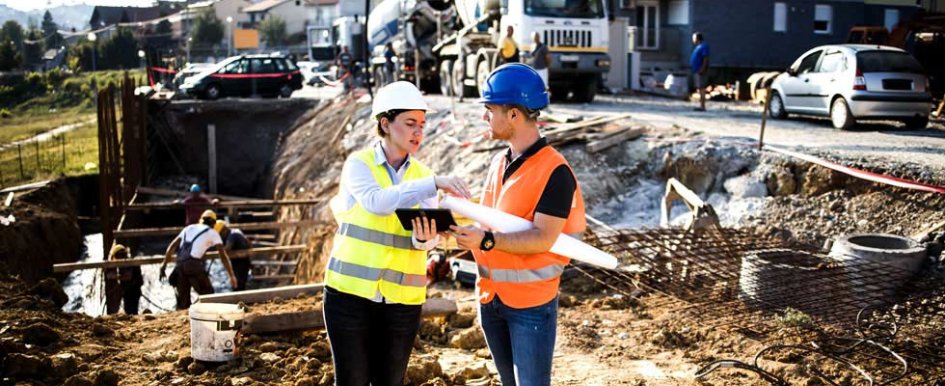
[192, 10, 223, 48]
[41, 11, 64, 49]
[1, 21, 24, 48]
[0, 40, 22, 71]
[21, 29, 43, 69]
[259, 16, 287, 47]
[153, 19, 174, 48]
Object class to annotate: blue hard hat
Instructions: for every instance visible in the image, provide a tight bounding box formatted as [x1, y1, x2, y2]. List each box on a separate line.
[479, 63, 549, 110]
[190, 184, 201, 193]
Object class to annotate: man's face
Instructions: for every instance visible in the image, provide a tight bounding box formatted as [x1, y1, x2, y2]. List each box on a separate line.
[483, 104, 514, 140]
[692, 34, 699, 45]
[507, 26, 514, 36]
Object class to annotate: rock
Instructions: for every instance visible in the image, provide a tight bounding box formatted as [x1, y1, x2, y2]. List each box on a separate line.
[295, 378, 316, 386]
[187, 361, 206, 375]
[2, 353, 48, 377]
[22, 322, 61, 346]
[766, 168, 797, 196]
[724, 175, 768, 198]
[231, 376, 255, 386]
[51, 352, 80, 379]
[91, 322, 114, 337]
[259, 352, 280, 363]
[63, 375, 95, 386]
[449, 327, 486, 350]
[448, 312, 476, 329]
[419, 379, 449, 386]
[92, 368, 119, 386]
[449, 363, 490, 384]
[258, 342, 280, 353]
[474, 348, 491, 359]
[559, 295, 578, 308]
[0, 337, 26, 356]
[176, 355, 193, 369]
[404, 356, 443, 385]
[29, 278, 69, 308]
[306, 340, 331, 360]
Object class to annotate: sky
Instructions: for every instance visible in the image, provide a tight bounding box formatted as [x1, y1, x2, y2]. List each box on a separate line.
[3, 0, 156, 12]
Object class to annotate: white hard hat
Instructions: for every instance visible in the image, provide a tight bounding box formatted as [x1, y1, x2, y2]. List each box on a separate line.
[371, 81, 429, 121]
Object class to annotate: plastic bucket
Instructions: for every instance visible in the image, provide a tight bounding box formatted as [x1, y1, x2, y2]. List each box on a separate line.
[189, 302, 244, 362]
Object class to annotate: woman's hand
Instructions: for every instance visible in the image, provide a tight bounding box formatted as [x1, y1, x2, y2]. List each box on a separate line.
[412, 216, 438, 242]
[434, 176, 471, 199]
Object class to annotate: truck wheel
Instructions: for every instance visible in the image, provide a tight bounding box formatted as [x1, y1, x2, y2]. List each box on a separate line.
[373, 66, 386, 91]
[453, 60, 475, 98]
[573, 77, 596, 103]
[476, 59, 491, 97]
[439, 60, 453, 96]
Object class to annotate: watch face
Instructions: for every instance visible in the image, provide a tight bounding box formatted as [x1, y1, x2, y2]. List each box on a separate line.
[484, 240, 494, 249]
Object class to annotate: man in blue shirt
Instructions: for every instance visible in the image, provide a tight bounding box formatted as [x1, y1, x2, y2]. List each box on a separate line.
[690, 32, 710, 111]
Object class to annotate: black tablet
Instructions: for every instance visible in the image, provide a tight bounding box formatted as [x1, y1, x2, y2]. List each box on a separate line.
[395, 208, 457, 233]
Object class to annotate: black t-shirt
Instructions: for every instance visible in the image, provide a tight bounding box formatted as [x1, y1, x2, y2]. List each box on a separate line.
[226, 229, 251, 251]
[502, 137, 576, 219]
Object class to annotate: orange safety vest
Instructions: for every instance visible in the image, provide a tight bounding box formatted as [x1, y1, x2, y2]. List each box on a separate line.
[472, 145, 586, 309]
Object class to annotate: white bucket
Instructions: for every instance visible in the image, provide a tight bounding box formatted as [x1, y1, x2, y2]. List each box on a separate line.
[189, 302, 245, 362]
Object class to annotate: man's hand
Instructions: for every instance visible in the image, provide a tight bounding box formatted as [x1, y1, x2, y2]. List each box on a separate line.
[159, 264, 167, 281]
[450, 225, 486, 250]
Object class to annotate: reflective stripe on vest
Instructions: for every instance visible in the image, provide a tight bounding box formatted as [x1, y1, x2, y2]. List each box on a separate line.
[477, 264, 565, 283]
[328, 257, 426, 287]
[337, 222, 415, 250]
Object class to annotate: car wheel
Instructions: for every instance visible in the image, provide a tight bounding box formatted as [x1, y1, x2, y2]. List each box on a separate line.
[830, 97, 855, 130]
[205, 83, 222, 100]
[768, 91, 787, 119]
[279, 83, 293, 98]
[903, 116, 928, 130]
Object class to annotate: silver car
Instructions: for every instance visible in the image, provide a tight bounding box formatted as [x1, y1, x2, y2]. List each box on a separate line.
[769, 44, 932, 130]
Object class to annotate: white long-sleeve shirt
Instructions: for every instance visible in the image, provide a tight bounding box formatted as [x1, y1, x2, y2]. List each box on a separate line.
[338, 141, 440, 250]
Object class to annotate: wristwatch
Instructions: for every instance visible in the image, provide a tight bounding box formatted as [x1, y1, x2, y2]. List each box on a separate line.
[480, 231, 496, 251]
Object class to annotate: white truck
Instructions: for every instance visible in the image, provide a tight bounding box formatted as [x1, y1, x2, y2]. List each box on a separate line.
[367, 0, 610, 102]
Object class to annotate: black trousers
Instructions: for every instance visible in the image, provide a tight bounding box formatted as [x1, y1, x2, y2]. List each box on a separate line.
[231, 258, 252, 291]
[105, 280, 141, 315]
[175, 259, 214, 310]
[323, 286, 422, 386]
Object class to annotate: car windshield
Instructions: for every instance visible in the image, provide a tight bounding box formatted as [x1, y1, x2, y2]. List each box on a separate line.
[525, 0, 604, 18]
[856, 51, 924, 74]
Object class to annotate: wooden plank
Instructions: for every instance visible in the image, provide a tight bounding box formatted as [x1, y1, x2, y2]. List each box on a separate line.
[208, 124, 217, 194]
[935, 94, 945, 118]
[252, 260, 298, 266]
[135, 186, 256, 202]
[241, 298, 458, 334]
[0, 180, 50, 194]
[114, 220, 319, 238]
[197, 283, 325, 304]
[125, 199, 323, 210]
[252, 274, 296, 281]
[586, 127, 644, 153]
[543, 113, 630, 138]
[52, 245, 306, 272]
[4, 192, 13, 207]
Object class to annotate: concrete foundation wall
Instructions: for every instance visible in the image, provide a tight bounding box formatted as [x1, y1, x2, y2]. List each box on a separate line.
[154, 98, 319, 198]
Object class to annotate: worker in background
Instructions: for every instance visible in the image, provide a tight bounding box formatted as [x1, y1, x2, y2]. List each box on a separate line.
[498, 25, 519, 64]
[451, 63, 586, 386]
[529, 31, 551, 90]
[336, 45, 354, 90]
[384, 42, 397, 85]
[690, 32, 710, 112]
[323, 81, 471, 385]
[160, 209, 238, 310]
[215, 220, 252, 291]
[104, 244, 144, 315]
[181, 184, 218, 225]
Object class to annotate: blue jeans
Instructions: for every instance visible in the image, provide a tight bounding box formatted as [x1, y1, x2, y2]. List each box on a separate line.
[479, 295, 558, 386]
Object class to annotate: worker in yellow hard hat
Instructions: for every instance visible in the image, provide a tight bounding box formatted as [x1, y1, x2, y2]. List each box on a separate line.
[159, 209, 238, 310]
[215, 219, 252, 291]
[104, 244, 144, 315]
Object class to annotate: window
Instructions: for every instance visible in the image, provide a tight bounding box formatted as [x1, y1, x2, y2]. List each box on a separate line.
[223, 59, 248, 74]
[884, 9, 899, 32]
[251, 58, 276, 73]
[817, 51, 845, 73]
[635, 1, 659, 49]
[667, 0, 689, 25]
[795, 50, 822, 74]
[773, 2, 787, 32]
[814, 5, 832, 34]
[856, 51, 924, 74]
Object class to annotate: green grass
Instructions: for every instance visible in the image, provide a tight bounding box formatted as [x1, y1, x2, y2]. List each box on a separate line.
[0, 70, 145, 187]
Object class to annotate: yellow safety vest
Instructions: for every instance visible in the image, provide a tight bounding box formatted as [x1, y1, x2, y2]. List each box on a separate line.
[325, 149, 433, 305]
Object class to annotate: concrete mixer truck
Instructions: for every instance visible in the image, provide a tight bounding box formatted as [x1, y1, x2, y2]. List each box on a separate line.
[367, 0, 610, 102]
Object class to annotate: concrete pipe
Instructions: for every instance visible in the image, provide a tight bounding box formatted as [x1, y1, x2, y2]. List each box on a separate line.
[829, 233, 928, 307]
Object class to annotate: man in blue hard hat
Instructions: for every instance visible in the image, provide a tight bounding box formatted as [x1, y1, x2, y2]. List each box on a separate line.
[449, 63, 587, 386]
[182, 184, 218, 225]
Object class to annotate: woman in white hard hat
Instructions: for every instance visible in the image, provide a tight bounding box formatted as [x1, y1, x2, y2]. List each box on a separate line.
[323, 81, 470, 385]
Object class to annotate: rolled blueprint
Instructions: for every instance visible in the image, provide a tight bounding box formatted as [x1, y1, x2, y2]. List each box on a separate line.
[441, 196, 618, 269]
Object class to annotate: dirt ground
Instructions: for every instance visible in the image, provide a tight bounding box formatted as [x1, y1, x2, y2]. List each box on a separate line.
[2, 89, 944, 385]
